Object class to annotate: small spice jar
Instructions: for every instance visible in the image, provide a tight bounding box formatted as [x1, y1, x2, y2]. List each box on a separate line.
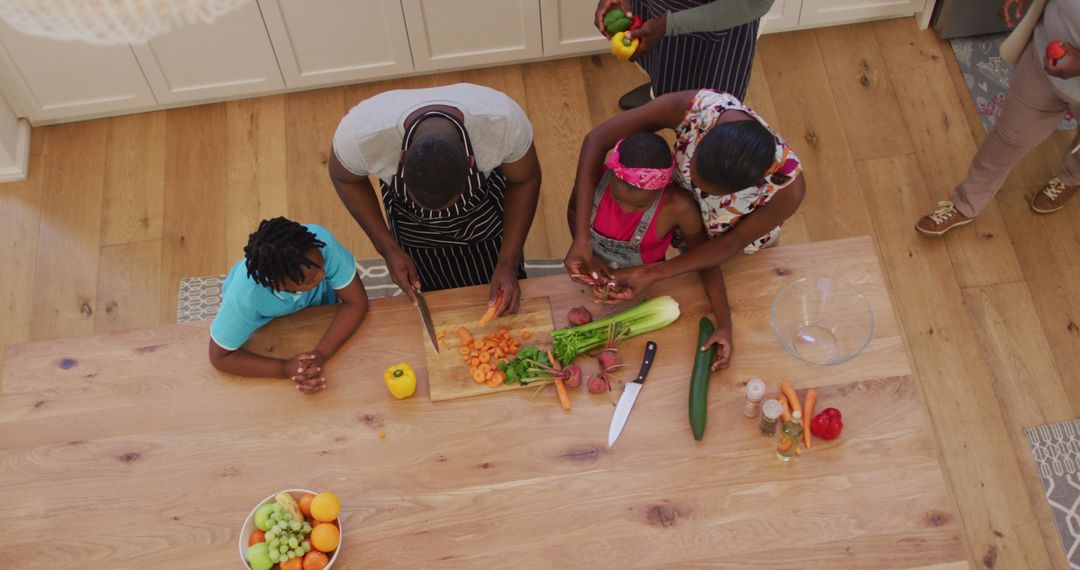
[759, 399, 782, 436]
[742, 378, 766, 418]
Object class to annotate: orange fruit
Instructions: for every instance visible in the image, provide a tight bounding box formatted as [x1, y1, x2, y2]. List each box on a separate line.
[280, 557, 303, 570]
[303, 551, 330, 570]
[298, 493, 316, 518]
[310, 522, 340, 553]
[309, 492, 340, 523]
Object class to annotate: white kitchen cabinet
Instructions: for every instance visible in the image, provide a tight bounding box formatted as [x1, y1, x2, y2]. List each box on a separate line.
[402, 0, 543, 72]
[130, 0, 283, 105]
[539, 0, 608, 57]
[259, 0, 414, 88]
[0, 20, 156, 122]
[798, 0, 924, 27]
[761, 0, 803, 34]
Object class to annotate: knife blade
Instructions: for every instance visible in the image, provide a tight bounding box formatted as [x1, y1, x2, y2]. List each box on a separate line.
[607, 340, 657, 448]
[414, 288, 440, 354]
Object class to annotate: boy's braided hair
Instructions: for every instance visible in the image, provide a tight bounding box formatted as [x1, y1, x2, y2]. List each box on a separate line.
[244, 217, 325, 290]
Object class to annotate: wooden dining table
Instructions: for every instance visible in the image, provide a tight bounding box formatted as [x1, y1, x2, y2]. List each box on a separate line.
[1, 236, 967, 569]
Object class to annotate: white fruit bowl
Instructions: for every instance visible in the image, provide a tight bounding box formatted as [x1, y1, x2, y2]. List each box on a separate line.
[239, 489, 341, 570]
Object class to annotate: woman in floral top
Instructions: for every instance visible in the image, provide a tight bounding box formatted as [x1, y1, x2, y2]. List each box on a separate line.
[565, 89, 805, 367]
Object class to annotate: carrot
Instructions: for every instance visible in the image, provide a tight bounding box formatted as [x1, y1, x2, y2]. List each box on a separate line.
[456, 327, 473, 346]
[779, 394, 792, 422]
[458, 347, 470, 356]
[479, 291, 504, 327]
[471, 369, 485, 383]
[436, 330, 446, 340]
[470, 358, 480, 367]
[554, 378, 571, 411]
[780, 381, 802, 415]
[802, 389, 817, 448]
[479, 352, 491, 363]
[521, 331, 533, 339]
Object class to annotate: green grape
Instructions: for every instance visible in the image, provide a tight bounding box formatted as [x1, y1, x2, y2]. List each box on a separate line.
[268, 539, 279, 549]
[269, 550, 280, 563]
[289, 520, 301, 531]
[279, 544, 288, 553]
[271, 503, 283, 513]
[288, 537, 299, 549]
[303, 541, 312, 553]
[282, 512, 293, 522]
[302, 522, 311, 532]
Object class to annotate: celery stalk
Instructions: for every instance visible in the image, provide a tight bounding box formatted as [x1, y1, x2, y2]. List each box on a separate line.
[551, 296, 680, 364]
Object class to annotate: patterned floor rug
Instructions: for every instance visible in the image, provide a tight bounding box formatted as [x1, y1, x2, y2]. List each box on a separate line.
[177, 258, 567, 323]
[949, 33, 1076, 133]
[1025, 418, 1080, 568]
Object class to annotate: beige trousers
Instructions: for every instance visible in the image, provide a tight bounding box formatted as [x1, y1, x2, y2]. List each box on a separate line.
[952, 42, 1080, 217]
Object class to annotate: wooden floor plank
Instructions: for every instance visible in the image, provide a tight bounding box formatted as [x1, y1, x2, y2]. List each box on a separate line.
[744, 57, 811, 246]
[855, 153, 1052, 570]
[95, 241, 163, 334]
[100, 112, 166, 246]
[963, 282, 1074, 569]
[757, 31, 875, 242]
[159, 105, 229, 324]
[873, 19, 1024, 289]
[815, 22, 915, 160]
[0, 143, 47, 379]
[994, 138, 1080, 412]
[578, 53, 649, 128]
[522, 58, 594, 259]
[224, 95, 289, 257]
[283, 87, 380, 261]
[30, 121, 108, 341]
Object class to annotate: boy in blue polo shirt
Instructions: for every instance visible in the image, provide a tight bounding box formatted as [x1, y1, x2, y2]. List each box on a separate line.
[209, 217, 369, 393]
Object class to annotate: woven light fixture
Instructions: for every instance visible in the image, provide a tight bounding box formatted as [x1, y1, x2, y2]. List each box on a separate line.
[0, 0, 254, 45]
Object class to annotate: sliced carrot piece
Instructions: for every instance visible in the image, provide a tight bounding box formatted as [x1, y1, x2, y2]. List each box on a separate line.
[522, 331, 533, 339]
[470, 358, 480, 367]
[479, 352, 491, 363]
[458, 347, 470, 356]
[436, 330, 446, 340]
[479, 363, 492, 376]
[456, 327, 473, 346]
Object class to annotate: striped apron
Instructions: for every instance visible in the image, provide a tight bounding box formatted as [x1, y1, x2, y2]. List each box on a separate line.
[631, 0, 759, 100]
[379, 110, 526, 292]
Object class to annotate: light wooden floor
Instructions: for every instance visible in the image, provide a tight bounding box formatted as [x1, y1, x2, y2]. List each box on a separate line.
[2, 18, 1078, 569]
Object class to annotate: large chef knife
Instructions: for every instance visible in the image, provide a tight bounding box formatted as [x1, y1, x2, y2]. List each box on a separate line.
[414, 288, 439, 354]
[607, 340, 658, 448]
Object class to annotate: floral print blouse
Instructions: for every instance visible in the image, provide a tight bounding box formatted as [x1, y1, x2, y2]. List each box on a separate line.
[673, 90, 803, 254]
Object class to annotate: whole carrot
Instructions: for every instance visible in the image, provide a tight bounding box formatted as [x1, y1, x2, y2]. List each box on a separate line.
[779, 393, 792, 423]
[802, 389, 817, 448]
[548, 349, 571, 411]
[780, 381, 802, 415]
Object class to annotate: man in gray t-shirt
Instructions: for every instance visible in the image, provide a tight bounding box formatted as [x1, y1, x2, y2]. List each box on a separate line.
[329, 83, 541, 316]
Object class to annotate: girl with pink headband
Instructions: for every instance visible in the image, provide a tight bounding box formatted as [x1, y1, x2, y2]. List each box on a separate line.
[575, 132, 726, 345]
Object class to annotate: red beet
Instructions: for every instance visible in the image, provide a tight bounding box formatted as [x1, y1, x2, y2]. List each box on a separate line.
[586, 372, 609, 394]
[597, 349, 621, 372]
[1047, 40, 1068, 64]
[567, 306, 594, 326]
[563, 364, 583, 388]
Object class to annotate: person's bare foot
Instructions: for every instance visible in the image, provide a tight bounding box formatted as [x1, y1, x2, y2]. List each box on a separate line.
[916, 201, 974, 236]
[1030, 176, 1079, 214]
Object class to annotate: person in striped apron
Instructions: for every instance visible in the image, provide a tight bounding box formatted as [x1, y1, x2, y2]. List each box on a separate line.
[594, 0, 775, 109]
[329, 84, 541, 316]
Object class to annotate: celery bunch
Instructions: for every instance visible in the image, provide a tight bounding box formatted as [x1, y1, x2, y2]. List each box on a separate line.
[551, 296, 681, 364]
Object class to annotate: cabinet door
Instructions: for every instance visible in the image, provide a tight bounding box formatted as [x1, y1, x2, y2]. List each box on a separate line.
[402, 0, 543, 72]
[0, 21, 156, 123]
[760, 0, 802, 34]
[131, 1, 284, 104]
[259, 0, 414, 88]
[539, 0, 608, 57]
[798, 0, 923, 27]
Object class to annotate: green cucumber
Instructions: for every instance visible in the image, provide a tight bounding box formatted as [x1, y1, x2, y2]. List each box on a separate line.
[689, 316, 715, 441]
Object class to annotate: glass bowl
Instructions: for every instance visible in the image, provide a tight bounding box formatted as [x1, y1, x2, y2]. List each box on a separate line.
[770, 277, 874, 365]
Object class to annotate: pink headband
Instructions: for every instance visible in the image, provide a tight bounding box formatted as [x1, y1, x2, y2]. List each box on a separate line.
[604, 139, 674, 191]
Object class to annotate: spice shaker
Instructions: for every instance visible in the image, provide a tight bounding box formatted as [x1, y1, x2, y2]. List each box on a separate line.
[742, 378, 766, 418]
[759, 399, 782, 436]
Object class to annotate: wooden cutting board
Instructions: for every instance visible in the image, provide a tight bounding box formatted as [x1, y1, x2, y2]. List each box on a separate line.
[424, 297, 555, 401]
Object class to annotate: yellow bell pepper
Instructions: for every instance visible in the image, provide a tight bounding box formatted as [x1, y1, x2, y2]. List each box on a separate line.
[384, 363, 416, 399]
[611, 32, 639, 61]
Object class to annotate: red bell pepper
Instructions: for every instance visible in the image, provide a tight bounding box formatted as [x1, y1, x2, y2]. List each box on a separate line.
[1047, 40, 1069, 66]
[810, 407, 843, 440]
[629, 15, 644, 31]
